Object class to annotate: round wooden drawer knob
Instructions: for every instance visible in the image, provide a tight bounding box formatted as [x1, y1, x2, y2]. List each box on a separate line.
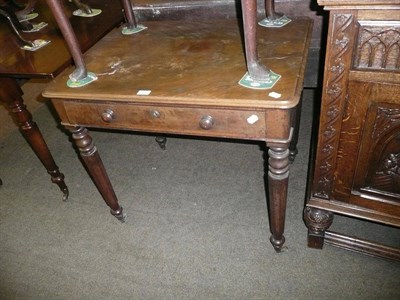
[199, 115, 214, 130]
[150, 110, 161, 118]
[101, 109, 115, 123]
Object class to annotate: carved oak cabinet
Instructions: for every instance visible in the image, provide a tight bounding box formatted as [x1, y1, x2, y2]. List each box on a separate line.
[304, 0, 400, 260]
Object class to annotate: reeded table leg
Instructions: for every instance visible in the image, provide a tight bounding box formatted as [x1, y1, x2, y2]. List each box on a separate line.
[0, 78, 68, 200]
[266, 143, 290, 252]
[68, 126, 126, 222]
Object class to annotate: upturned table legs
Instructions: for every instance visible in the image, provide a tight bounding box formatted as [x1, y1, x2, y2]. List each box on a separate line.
[241, 0, 271, 82]
[68, 126, 126, 222]
[267, 144, 290, 252]
[0, 78, 68, 200]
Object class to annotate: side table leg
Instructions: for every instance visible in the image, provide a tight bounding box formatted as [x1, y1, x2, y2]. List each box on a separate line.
[68, 126, 126, 222]
[155, 136, 167, 150]
[266, 144, 290, 252]
[303, 207, 334, 249]
[289, 96, 303, 163]
[0, 78, 68, 200]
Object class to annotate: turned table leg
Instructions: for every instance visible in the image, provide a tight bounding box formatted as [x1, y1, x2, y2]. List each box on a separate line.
[0, 78, 68, 200]
[155, 136, 167, 150]
[68, 126, 126, 222]
[266, 143, 290, 252]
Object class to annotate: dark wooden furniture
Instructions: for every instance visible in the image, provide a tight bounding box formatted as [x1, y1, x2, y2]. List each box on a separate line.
[0, 0, 123, 198]
[43, 0, 312, 252]
[304, 0, 400, 261]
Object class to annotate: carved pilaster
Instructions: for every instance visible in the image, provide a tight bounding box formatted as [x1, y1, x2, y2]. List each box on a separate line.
[312, 13, 356, 199]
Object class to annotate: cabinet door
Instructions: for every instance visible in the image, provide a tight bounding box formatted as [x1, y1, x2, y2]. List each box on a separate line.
[348, 81, 400, 217]
[352, 94, 400, 197]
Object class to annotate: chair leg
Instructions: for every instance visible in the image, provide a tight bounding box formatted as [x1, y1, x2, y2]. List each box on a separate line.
[265, 0, 283, 20]
[240, 0, 271, 82]
[119, 0, 137, 29]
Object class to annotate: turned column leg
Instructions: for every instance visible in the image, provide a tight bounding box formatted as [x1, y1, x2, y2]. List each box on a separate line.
[68, 126, 126, 222]
[266, 144, 290, 252]
[303, 207, 334, 249]
[0, 78, 68, 200]
[241, 0, 271, 82]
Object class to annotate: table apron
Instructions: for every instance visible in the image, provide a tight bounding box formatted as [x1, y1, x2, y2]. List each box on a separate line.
[53, 100, 293, 142]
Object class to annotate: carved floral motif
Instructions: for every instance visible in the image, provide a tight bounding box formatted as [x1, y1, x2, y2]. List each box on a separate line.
[370, 152, 400, 194]
[313, 14, 355, 199]
[381, 153, 400, 176]
[372, 107, 400, 140]
[363, 107, 400, 196]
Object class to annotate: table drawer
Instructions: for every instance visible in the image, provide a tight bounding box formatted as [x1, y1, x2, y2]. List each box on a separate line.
[62, 101, 266, 139]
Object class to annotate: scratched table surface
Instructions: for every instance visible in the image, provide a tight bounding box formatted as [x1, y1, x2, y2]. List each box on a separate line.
[44, 17, 312, 110]
[0, 0, 123, 79]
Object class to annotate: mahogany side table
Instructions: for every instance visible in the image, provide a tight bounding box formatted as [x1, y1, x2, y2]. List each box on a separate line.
[43, 14, 312, 251]
[0, 0, 123, 198]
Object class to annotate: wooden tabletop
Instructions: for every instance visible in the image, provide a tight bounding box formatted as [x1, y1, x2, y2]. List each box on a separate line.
[44, 18, 312, 109]
[0, 0, 123, 79]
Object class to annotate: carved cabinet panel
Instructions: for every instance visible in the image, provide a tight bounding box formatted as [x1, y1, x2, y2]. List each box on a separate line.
[354, 21, 400, 71]
[353, 100, 400, 204]
[305, 0, 400, 260]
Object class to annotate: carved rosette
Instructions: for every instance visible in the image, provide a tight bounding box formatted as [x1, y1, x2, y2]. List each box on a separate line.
[369, 152, 400, 195]
[313, 13, 355, 199]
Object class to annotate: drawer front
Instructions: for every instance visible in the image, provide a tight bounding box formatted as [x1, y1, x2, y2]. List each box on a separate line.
[62, 101, 266, 140]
